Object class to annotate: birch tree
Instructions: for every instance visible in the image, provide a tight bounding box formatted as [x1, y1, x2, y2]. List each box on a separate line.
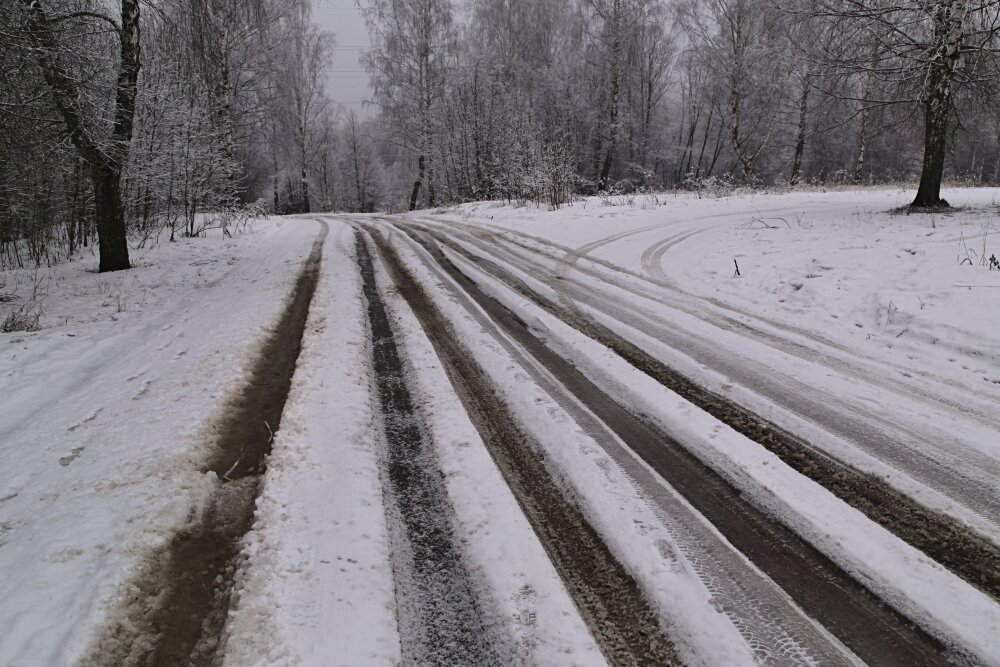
[362, 0, 456, 210]
[809, 0, 1000, 206]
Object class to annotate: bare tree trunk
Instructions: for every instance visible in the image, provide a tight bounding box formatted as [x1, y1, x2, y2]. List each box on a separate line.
[300, 165, 311, 213]
[598, 0, 623, 189]
[694, 107, 715, 178]
[92, 164, 131, 271]
[351, 120, 365, 211]
[427, 158, 437, 207]
[913, 88, 951, 206]
[790, 73, 811, 186]
[854, 107, 870, 183]
[993, 131, 1000, 184]
[410, 155, 425, 211]
[912, 0, 968, 208]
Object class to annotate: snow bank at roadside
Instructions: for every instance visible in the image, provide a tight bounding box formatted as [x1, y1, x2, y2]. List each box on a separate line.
[0, 219, 319, 666]
[221, 222, 400, 666]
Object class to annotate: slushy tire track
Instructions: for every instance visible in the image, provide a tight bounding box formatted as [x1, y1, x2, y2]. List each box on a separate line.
[356, 232, 504, 666]
[388, 225, 952, 666]
[417, 222, 1000, 602]
[85, 221, 328, 666]
[363, 229, 679, 667]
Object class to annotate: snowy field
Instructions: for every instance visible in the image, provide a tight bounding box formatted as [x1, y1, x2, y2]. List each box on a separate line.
[2, 189, 999, 666]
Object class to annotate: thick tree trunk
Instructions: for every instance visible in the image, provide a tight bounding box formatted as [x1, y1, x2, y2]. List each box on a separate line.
[912, 95, 950, 207]
[18, 0, 138, 271]
[93, 164, 131, 272]
[912, 0, 968, 208]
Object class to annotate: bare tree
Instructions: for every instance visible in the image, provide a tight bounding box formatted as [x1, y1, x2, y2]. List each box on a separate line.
[275, 8, 334, 213]
[362, 0, 456, 210]
[16, 0, 141, 271]
[808, 0, 1000, 206]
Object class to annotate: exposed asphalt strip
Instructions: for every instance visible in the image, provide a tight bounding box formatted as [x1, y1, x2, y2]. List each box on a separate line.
[383, 223, 954, 666]
[414, 220, 1000, 603]
[83, 220, 328, 667]
[355, 231, 506, 666]
[361, 228, 679, 667]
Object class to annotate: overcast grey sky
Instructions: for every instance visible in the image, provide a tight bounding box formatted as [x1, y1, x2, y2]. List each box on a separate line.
[311, 0, 375, 116]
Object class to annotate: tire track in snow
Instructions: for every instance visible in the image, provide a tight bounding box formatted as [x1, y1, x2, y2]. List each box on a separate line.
[386, 224, 953, 666]
[418, 220, 1000, 577]
[83, 220, 329, 667]
[429, 214, 1000, 434]
[364, 227, 678, 667]
[356, 233, 506, 666]
[383, 226, 859, 666]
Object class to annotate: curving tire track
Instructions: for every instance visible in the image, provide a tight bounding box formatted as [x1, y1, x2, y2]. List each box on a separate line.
[403, 220, 1000, 603]
[377, 222, 952, 665]
[413, 217, 1000, 541]
[426, 214, 1000, 433]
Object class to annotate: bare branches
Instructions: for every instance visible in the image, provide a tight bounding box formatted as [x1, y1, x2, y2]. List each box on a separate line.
[48, 11, 121, 38]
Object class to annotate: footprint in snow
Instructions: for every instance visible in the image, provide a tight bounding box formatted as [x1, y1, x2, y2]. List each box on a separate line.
[59, 447, 85, 467]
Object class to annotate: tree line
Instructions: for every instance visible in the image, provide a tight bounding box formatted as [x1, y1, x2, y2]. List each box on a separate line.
[2, 0, 334, 271]
[354, 0, 1000, 211]
[2, 0, 1000, 272]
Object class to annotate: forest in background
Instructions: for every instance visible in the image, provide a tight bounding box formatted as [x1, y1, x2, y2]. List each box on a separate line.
[2, 0, 1000, 271]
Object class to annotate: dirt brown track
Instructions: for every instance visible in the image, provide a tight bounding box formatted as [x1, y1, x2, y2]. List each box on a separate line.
[386, 224, 956, 666]
[83, 220, 328, 667]
[365, 227, 679, 667]
[418, 222, 1000, 604]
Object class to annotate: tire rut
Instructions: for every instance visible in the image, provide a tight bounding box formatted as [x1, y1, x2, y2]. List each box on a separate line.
[83, 221, 328, 667]
[386, 224, 954, 666]
[355, 232, 506, 666]
[364, 228, 678, 667]
[417, 222, 1000, 602]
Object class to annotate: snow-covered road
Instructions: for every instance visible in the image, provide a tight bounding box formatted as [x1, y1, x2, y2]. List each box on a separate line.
[2, 189, 998, 666]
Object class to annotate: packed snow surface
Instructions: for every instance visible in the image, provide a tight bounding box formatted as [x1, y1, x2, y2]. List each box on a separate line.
[3, 188, 999, 666]
[434, 188, 1000, 539]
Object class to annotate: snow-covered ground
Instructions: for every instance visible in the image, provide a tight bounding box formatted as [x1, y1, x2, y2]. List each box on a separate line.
[2, 188, 998, 666]
[428, 188, 1000, 540]
[385, 187, 1000, 662]
[0, 219, 319, 665]
[221, 221, 602, 666]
